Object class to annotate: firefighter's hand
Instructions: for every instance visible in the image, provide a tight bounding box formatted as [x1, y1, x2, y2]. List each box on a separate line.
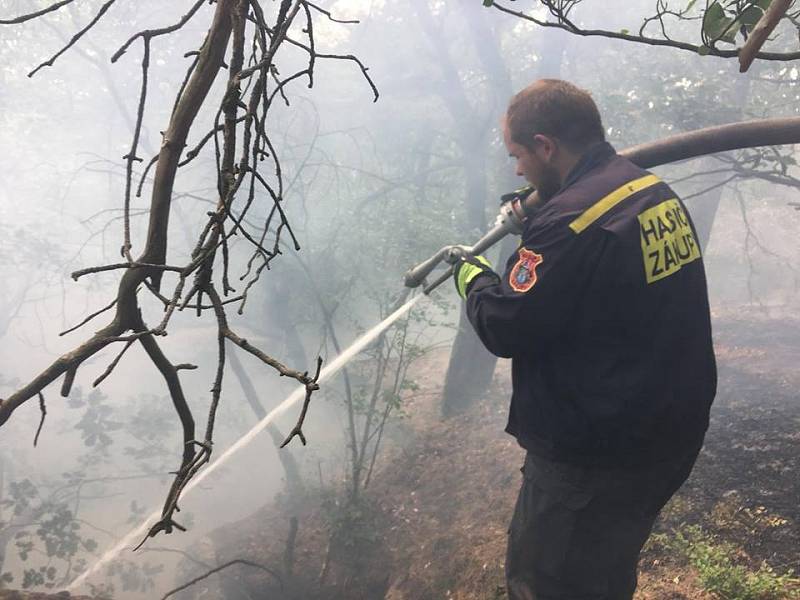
[500, 185, 540, 223]
[500, 185, 535, 206]
[453, 254, 498, 299]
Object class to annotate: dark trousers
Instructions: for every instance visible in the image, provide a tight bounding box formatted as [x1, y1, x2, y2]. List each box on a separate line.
[505, 449, 699, 600]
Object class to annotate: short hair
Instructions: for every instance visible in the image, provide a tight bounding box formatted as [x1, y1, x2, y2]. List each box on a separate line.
[506, 79, 605, 152]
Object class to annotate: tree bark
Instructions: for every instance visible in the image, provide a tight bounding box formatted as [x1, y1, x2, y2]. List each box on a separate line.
[442, 23, 567, 416]
[684, 75, 751, 250]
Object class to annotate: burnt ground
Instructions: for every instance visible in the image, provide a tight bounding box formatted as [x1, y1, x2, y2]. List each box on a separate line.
[201, 311, 800, 600]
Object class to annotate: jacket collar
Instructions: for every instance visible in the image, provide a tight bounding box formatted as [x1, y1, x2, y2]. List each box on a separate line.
[561, 141, 617, 190]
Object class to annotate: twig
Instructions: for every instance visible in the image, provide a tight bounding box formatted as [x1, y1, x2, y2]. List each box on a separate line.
[92, 340, 135, 387]
[59, 298, 117, 336]
[305, 1, 360, 24]
[28, 0, 118, 78]
[179, 115, 246, 166]
[160, 559, 283, 599]
[170, 51, 201, 119]
[71, 262, 185, 281]
[224, 324, 317, 385]
[120, 37, 151, 260]
[61, 365, 78, 397]
[0, 0, 76, 25]
[111, 0, 207, 63]
[143, 279, 243, 311]
[258, 30, 379, 101]
[135, 155, 159, 198]
[33, 392, 46, 447]
[280, 356, 323, 447]
[250, 168, 301, 249]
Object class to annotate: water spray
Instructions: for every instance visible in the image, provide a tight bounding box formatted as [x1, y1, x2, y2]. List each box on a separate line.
[69, 116, 800, 592]
[68, 293, 423, 591]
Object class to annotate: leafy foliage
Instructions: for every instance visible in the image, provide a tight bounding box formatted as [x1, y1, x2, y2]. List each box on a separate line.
[1, 478, 97, 589]
[702, 0, 774, 47]
[0, 387, 182, 590]
[654, 525, 800, 599]
[69, 388, 122, 457]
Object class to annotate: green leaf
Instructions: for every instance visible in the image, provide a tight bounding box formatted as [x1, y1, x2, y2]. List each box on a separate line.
[704, 2, 737, 44]
[620, 28, 630, 35]
[740, 6, 765, 31]
[686, 0, 699, 11]
[483, 0, 493, 6]
[697, 45, 712, 55]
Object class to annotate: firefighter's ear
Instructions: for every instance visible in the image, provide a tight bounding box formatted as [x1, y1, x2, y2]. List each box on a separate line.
[531, 133, 558, 161]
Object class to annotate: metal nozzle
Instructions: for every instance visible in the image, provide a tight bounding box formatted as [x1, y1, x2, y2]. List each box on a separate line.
[403, 198, 528, 294]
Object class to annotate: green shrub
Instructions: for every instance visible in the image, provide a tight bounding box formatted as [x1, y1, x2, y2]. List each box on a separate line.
[664, 524, 799, 600]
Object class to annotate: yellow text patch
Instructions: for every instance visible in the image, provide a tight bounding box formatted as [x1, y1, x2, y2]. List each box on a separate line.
[638, 199, 700, 284]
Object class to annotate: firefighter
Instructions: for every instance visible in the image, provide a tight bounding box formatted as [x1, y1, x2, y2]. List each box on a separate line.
[453, 79, 717, 599]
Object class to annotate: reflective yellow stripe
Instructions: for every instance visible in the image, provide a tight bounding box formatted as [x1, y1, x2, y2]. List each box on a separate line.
[568, 174, 661, 234]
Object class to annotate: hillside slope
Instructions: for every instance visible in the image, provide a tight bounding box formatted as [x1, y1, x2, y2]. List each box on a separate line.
[199, 312, 800, 600]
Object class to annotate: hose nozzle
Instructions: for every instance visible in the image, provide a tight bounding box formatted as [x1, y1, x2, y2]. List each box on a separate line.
[404, 197, 528, 294]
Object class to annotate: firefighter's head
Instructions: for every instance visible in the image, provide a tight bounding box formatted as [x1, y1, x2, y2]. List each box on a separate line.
[503, 79, 605, 202]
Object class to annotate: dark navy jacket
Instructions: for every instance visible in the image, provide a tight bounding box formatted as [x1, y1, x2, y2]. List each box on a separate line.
[467, 142, 717, 466]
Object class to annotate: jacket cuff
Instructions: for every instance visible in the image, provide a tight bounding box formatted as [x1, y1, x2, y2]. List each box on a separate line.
[466, 271, 500, 296]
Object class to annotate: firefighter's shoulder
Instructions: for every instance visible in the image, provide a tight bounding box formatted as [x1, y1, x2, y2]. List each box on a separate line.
[559, 156, 670, 235]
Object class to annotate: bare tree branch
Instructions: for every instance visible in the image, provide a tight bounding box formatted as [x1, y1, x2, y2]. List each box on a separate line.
[305, 1, 359, 24]
[0, 0, 77, 25]
[92, 340, 135, 387]
[121, 36, 151, 261]
[33, 392, 46, 447]
[160, 558, 283, 599]
[280, 356, 322, 447]
[4, 0, 377, 555]
[28, 0, 119, 78]
[58, 298, 117, 336]
[111, 0, 208, 63]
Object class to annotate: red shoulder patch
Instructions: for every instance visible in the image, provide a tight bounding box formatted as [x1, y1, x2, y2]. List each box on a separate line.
[509, 248, 543, 293]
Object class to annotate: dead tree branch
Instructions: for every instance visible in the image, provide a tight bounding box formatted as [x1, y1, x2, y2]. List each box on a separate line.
[92, 340, 135, 388]
[0, 0, 77, 26]
[58, 298, 117, 337]
[2, 0, 373, 551]
[33, 392, 46, 447]
[160, 558, 284, 599]
[111, 0, 208, 63]
[27, 0, 119, 78]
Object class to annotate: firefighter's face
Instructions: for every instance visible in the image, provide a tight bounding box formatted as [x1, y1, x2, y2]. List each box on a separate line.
[503, 121, 562, 202]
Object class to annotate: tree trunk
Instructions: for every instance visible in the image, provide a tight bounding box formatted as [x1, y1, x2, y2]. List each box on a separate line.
[683, 74, 752, 250]
[688, 157, 731, 250]
[441, 25, 567, 416]
[441, 305, 499, 417]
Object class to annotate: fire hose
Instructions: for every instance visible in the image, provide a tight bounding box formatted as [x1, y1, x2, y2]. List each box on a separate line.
[404, 117, 800, 294]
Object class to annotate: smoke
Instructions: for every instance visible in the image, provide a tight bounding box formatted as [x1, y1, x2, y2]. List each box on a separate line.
[1, 0, 799, 597]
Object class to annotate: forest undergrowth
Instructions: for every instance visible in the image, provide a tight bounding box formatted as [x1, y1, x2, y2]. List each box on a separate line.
[176, 309, 800, 600]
